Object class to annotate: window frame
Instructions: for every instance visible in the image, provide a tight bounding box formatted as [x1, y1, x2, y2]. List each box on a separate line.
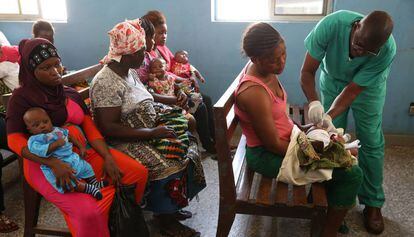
[269, 0, 333, 22]
[0, 0, 66, 22]
[211, 0, 333, 22]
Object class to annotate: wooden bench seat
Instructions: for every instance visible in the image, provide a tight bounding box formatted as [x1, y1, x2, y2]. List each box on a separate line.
[213, 77, 328, 237]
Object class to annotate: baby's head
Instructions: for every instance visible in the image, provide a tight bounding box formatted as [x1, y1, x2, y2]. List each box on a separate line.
[306, 126, 331, 148]
[174, 50, 189, 64]
[149, 58, 166, 79]
[23, 107, 53, 135]
[306, 125, 346, 148]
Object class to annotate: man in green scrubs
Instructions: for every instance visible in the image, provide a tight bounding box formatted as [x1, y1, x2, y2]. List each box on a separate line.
[300, 10, 396, 234]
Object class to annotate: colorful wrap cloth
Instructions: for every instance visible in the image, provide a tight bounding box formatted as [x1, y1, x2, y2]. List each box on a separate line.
[149, 107, 190, 159]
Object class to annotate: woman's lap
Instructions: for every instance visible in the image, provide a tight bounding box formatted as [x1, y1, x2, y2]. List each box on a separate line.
[22, 125, 148, 236]
[245, 146, 363, 208]
[116, 135, 205, 213]
[23, 158, 110, 237]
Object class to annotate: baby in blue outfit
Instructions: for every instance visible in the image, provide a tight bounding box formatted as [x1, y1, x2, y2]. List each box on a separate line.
[24, 107, 107, 200]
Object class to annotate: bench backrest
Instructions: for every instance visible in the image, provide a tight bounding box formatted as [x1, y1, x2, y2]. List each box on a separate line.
[213, 75, 309, 203]
[1, 64, 103, 110]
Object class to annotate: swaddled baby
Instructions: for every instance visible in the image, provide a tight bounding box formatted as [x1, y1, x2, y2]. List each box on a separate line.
[297, 125, 360, 171]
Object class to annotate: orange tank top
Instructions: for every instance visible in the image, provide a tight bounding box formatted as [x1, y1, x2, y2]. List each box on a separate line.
[234, 64, 293, 147]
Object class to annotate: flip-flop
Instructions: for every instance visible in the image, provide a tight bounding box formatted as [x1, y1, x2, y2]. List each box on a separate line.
[174, 210, 193, 220]
[0, 214, 19, 233]
[159, 219, 200, 237]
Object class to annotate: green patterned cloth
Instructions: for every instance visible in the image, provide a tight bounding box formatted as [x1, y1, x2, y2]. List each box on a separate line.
[150, 107, 190, 159]
[297, 132, 354, 172]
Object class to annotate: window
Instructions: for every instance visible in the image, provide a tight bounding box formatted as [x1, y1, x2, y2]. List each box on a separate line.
[212, 0, 332, 22]
[0, 0, 67, 22]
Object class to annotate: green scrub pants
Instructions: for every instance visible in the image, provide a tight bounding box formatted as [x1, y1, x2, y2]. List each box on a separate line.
[320, 73, 386, 208]
[245, 146, 363, 208]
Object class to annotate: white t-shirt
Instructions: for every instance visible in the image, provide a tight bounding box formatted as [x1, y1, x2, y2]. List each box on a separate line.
[0, 61, 19, 90]
[90, 66, 153, 115]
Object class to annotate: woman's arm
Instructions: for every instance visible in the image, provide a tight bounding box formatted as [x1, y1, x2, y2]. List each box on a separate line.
[93, 107, 176, 141]
[68, 134, 86, 158]
[236, 85, 289, 155]
[152, 90, 188, 108]
[81, 115, 124, 184]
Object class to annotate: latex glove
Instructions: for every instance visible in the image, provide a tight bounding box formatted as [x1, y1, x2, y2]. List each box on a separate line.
[344, 139, 361, 150]
[342, 133, 351, 143]
[322, 114, 337, 133]
[308, 100, 324, 125]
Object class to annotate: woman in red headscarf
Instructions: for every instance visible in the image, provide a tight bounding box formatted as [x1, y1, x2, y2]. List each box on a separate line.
[6, 38, 148, 237]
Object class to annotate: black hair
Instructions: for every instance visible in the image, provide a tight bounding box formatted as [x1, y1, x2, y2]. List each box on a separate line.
[242, 22, 283, 59]
[32, 20, 54, 36]
[140, 17, 155, 38]
[143, 10, 166, 28]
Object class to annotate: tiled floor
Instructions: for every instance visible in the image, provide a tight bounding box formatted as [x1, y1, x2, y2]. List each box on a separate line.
[2, 145, 414, 237]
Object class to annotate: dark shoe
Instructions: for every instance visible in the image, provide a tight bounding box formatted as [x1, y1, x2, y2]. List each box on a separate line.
[363, 206, 384, 235]
[0, 214, 19, 233]
[158, 214, 200, 237]
[204, 143, 216, 154]
[174, 210, 192, 220]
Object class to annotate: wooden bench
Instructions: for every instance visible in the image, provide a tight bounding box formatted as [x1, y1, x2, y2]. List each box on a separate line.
[213, 77, 328, 237]
[2, 64, 102, 237]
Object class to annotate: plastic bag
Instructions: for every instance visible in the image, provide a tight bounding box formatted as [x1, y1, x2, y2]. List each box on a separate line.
[108, 184, 149, 237]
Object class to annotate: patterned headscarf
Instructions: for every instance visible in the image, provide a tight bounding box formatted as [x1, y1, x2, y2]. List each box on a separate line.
[28, 42, 59, 71]
[101, 19, 146, 64]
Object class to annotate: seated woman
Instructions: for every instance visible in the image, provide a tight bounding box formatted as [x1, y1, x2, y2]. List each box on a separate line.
[6, 38, 148, 237]
[90, 19, 205, 237]
[234, 23, 363, 237]
[142, 10, 216, 154]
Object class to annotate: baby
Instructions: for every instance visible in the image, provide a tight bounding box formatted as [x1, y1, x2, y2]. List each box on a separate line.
[149, 57, 202, 116]
[148, 58, 176, 96]
[297, 125, 360, 171]
[24, 108, 107, 200]
[170, 50, 205, 83]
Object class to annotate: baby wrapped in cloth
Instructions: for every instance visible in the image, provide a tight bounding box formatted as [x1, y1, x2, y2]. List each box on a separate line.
[277, 125, 359, 185]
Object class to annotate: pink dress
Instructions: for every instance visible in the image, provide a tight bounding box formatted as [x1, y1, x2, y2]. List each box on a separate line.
[148, 74, 176, 96]
[234, 63, 294, 147]
[170, 60, 192, 78]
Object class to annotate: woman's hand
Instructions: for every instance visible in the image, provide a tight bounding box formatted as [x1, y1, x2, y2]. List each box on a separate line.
[190, 77, 200, 92]
[79, 145, 87, 159]
[151, 126, 177, 138]
[103, 155, 123, 186]
[49, 158, 77, 192]
[176, 90, 188, 108]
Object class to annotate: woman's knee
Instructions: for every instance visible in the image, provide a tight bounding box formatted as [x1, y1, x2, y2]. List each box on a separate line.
[111, 149, 148, 183]
[344, 165, 363, 187]
[77, 202, 102, 222]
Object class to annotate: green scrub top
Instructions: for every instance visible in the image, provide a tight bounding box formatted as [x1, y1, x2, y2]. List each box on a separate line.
[304, 10, 397, 91]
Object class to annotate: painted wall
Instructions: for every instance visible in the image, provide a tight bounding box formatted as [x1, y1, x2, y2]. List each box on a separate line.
[0, 0, 413, 134]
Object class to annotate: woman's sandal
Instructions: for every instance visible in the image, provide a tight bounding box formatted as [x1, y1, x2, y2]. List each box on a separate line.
[159, 218, 200, 237]
[0, 214, 19, 233]
[174, 210, 193, 220]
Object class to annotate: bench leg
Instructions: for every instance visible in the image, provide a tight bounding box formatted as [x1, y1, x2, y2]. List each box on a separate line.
[216, 204, 235, 237]
[23, 178, 41, 237]
[310, 210, 326, 237]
